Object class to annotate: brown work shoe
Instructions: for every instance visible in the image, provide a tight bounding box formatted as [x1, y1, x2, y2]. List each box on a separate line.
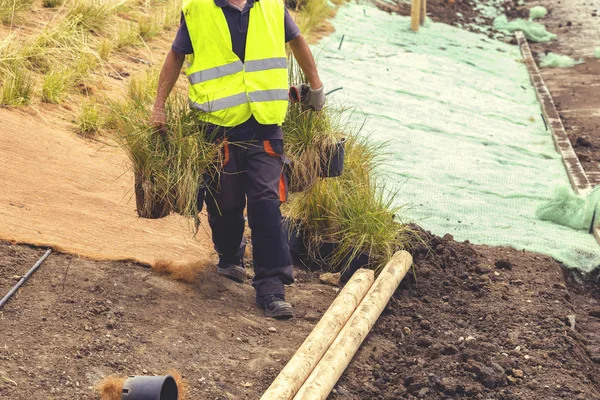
[257, 294, 294, 319]
[217, 264, 246, 283]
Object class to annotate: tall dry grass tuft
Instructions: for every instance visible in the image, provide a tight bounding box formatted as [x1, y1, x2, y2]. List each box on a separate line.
[0, 0, 34, 24]
[96, 376, 125, 400]
[66, 0, 122, 32]
[96, 371, 188, 400]
[153, 260, 207, 283]
[0, 66, 33, 106]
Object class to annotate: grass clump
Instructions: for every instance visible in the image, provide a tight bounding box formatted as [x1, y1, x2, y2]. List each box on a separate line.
[1, 66, 33, 106]
[66, 0, 121, 32]
[284, 58, 342, 191]
[138, 13, 163, 40]
[293, 0, 336, 39]
[41, 69, 73, 103]
[114, 22, 140, 50]
[284, 135, 413, 273]
[77, 101, 102, 136]
[0, 0, 34, 24]
[109, 69, 222, 219]
[97, 38, 114, 60]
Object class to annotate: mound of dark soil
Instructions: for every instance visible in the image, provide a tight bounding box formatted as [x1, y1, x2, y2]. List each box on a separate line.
[330, 229, 600, 399]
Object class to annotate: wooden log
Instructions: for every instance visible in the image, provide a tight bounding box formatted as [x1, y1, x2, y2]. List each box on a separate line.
[420, 0, 427, 25]
[411, 0, 421, 31]
[294, 251, 413, 400]
[260, 269, 375, 400]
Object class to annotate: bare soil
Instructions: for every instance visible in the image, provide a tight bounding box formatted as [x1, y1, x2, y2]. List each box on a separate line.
[2, 232, 600, 399]
[330, 230, 600, 399]
[0, 241, 337, 399]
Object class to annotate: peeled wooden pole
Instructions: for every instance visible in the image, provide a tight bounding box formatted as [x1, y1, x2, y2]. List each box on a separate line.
[294, 251, 413, 400]
[411, 0, 421, 31]
[261, 269, 375, 400]
[420, 0, 427, 25]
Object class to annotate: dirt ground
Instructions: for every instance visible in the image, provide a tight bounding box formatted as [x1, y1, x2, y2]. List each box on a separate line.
[2, 232, 600, 399]
[0, 240, 338, 399]
[331, 230, 600, 400]
[526, 0, 600, 185]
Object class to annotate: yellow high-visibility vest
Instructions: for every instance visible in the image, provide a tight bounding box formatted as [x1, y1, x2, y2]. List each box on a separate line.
[183, 0, 289, 127]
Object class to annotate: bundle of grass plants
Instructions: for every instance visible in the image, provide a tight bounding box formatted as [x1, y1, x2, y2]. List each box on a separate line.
[110, 69, 222, 221]
[284, 133, 415, 274]
[283, 57, 343, 192]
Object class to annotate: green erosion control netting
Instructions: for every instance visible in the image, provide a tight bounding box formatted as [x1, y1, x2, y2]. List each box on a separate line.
[539, 52, 583, 68]
[314, 3, 600, 271]
[529, 6, 548, 19]
[493, 15, 557, 42]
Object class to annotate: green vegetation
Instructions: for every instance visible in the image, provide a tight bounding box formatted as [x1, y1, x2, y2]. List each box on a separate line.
[283, 59, 342, 191]
[0, 0, 34, 24]
[0, 66, 33, 106]
[42, 69, 73, 103]
[77, 101, 102, 136]
[66, 0, 120, 32]
[108, 69, 222, 219]
[283, 60, 413, 274]
[0, 0, 181, 109]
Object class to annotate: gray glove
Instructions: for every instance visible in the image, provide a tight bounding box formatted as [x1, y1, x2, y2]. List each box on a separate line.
[306, 85, 325, 111]
[289, 83, 325, 111]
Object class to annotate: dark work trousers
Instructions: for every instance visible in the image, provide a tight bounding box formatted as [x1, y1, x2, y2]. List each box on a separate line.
[204, 139, 294, 297]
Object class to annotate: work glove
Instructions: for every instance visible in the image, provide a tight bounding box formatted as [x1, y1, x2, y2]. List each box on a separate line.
[289, 83, 326, 111]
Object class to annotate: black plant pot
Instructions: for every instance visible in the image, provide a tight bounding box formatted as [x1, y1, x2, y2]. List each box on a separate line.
[340, 252, 370, 283]
[121, 375, 178, 400]
[321, 138, 347, 178]
[282, 218, 307, 265]
[134, 171, 170, 219]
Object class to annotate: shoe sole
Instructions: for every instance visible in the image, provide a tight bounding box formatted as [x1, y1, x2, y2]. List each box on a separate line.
[265, 304, 294, 319]
[216, 266, 246, 283]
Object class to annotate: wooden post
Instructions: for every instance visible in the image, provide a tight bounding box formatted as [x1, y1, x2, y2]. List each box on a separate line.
[294, 251, 413, 400]
[411, 0, 421, 31]
[260, 269, 375, 400]
[420, 0, 427, 25]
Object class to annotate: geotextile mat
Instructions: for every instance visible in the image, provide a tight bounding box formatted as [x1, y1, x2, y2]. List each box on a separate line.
[315, 3, 600, 271]
[0, 110, 213, 267]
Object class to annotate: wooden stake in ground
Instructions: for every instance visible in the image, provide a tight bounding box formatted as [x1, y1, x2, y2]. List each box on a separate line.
[411, 0, 421, 31]
[420, 0, 427, 25]
[293, 251, 413, 400]
[260, 269, 375, 400]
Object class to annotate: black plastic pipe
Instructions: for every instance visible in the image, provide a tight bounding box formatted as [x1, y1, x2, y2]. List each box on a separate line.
[0, 249, 52, 309]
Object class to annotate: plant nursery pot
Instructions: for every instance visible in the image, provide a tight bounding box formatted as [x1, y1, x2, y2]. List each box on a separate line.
[321, 137, 346, 178]
[121, 375, 178, 400]
[134, 171, 170, 219]
[282, 218, 307, 264]
[340, 251, 370, 283]
[311, 241, 370, 282]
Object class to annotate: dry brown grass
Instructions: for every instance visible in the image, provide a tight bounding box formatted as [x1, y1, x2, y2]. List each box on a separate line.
[152, 260, 207, 283]
[96, 371, 188, 400]
[96, 376, 125, 400]
[168, 369, 189, 400]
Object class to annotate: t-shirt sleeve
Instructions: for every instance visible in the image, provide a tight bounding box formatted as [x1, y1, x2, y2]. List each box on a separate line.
[284, 8, 301, 43]
[171, 12, 194, 55]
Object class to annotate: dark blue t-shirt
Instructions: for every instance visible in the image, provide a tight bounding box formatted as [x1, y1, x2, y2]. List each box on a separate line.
[172, 0, 301, 141]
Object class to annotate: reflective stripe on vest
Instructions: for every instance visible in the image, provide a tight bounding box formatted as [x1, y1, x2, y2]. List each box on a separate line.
[183, 0, 288, 127]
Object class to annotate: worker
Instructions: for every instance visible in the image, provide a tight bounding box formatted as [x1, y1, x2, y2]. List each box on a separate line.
[151, 0, 325, 319]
